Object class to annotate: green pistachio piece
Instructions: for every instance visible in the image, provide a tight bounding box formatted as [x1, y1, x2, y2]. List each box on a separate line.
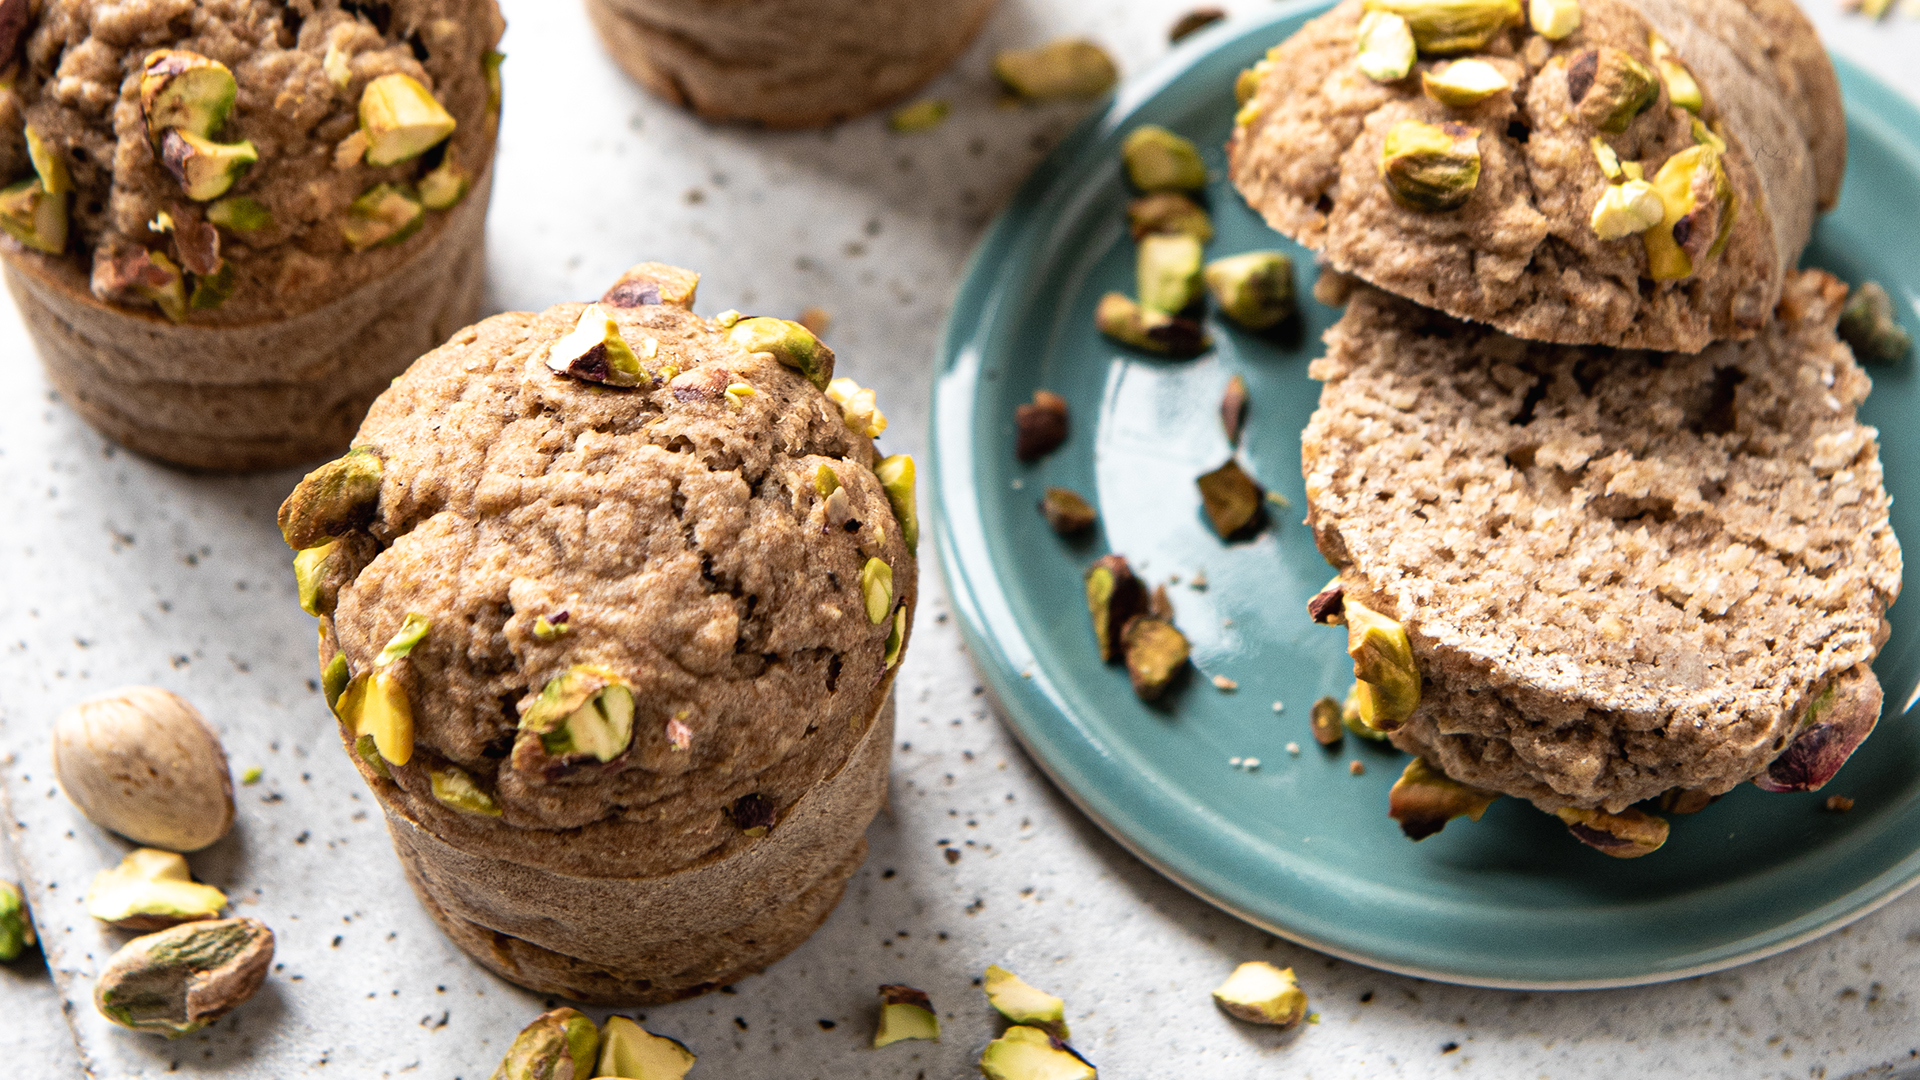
[1589, 178, 1664, 240]
[188, 261, 236, 311]
[343, 182, 424, 251]
[883, 604, 908, 670]
[1212, 961, 1308, 1027]
[376, 613, 431, 665]
[876, 454, 919, 551]
[1094, 292, 1209, 355]
[888, 99, 950, 133]
[1567, 48, 1659, 133]
[1344, 597, 1420, 731]
[337, 668, 414, 766]
[1341, 682, 1391, 740]
[1137, 233, 1205, 314]
[1647, 34, 1702, 113]
[1122, 125, 1208, 192]
[874, 985, 940, 1047]
[158, 129, 256, 202]
[1388, 757, 1499, 840]
[0, 881, 31, 961]
[140, 50, 237, 141]
[1378, 119, 1480, 211]
[1642, 144, 1734, 281]
[983, 965, 1069, 1039]
[1086, 554, 1147, 664]
[827, 377, 888, 437]
[1204, 251, 1295, 330]
[91, 245, 187, 321]
[1235, 59, 1272, 106]
[0, 178, 68, 254]
[1361, 0, 1522, 54]
[352, 732, 391, 780]
[979, 1025, 1095, 1080]
[359, 73, 457, 167]
[1528, 0, 1581, 38]
[84, 848, 227, 931]
[1309, 695, 1344, 746]
[993, 39, 1118, 101]
[278, 446, 382, 549]
[430, 765, 502, 817]
[322, 653, 350, 715]
[1123, 615, 1190, 701]
[206, 196, 273, 233]
[728, 316, 835, 388]
[1839, 281, 1913, 363]
[24, 124, 71, 194]
[546, 303, 646, 388]
[861, 557, 893, 624]
[814, 463, 840, 497]
[1196, 459, 1266, 538]
[516, 667, 636, 767]
[93, 917, 274, 1036]
[1690, 117, 1725, 152]
[484, 51, 505, 113]
[597, 1016, 695, 1080]
[1040, 487, 1098, 535]
[1354, 11, 1417, 82]
[293, 540, 341, 616]
[492, 1007, 601, 1080]
[1590, 136, 1621, 179]
[1620, 159, 1644, 181]
[418, 149, 472, 211]
[1128, 192, 1214, 241]
[532, 612, 571, 640]
[1555, 805, 1669, 857]
[1421, 58, 1509, 106]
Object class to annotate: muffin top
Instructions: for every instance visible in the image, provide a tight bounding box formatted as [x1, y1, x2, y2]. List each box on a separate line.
[0, 0, 503, 325]
[281, 265, 919, 879]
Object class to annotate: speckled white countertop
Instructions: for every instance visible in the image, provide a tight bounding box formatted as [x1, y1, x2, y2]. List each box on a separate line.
[5, 1, 1920, 1077]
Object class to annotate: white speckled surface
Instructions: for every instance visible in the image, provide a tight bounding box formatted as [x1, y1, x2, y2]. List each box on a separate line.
[4, 0, 1920, 1077]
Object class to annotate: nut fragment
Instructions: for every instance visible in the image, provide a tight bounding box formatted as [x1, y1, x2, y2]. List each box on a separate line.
[979, 1025, 1096, 1080]
[1127, 192, 1214, 241]
[1343, 598, 1420, 731]
[484, 50, 505, 113]
[1753, 679, 1882, 793]
[546, 303, 646, 388]
[206, 196, 272, 234]
[1122, 125, 1208, 192]
[1138, 233, 1205, 314]
[1085, 554, 1148, 663]
[1422, 59, 1509, 106]
[1219, 373, 1249, 445]
[1122, 615, 1190, 700]
[293, 539, 342, 616]
[1016, 389, 1071, 460]
[532, 611, 571, 640]
[140, 51, 237, 141]
[94, 918, 273, 1036]
[322, 653, 350, 715]
[888, 99, 950, 133]
[1354, 10, 1416, 82]
[90, 245, 187, 321]
[1838, 282, 1912, 363]
[1204, 251, 1295, 330]
[85, 849, 227, 931]
[1567, 48, 1659, 133]
[1589, 136, 1621, 179]
[430, 765, 502, 817]
[1306, 581, 1345, 624]
[728, 316, 834, 388]
[0, 178, 68, 254]
[1170, 7, 1227, 42]
[159, 129, 257, 202]
[1211, 961, 1307, 1027]
[1387, 757, 1499, 840]
[1656, 787, 1714, 814]
[1341, 683, 1391, 740]
[24, 125, 71, 196]
[1648, 34, 1702, 113]
[602, 262, 700, 309]
[418, 148, 473, 210]
[597, 1015, 695, 1080]
[1196, 459, 1266, 539]
[359, 73, 457, 166]
[1825, 795, 1855, 813]
[1554, 806, 1669, 857]
[1041, 487, 1098, 535]
[337, 618, 425, 768]
[1642, 145, 1735, 281]
[1361, 0, 1523, 54]
[993, 39, 1118, 101]
[1095, 292, 1209, 355]
[1309, 696, 1344, 746]
[827, 377, 889, 437]
[493, 1007, 601, 1080]
[983, 965, 1069, 1039]
[1528, 0, 1580, 38]
[884, 604, 908, 670]
[0, 882, 32, 961]
[343, 182, 424, 251]
[1589, 178, 1664, 240]
[514, 666, 635, 772]
[53, 687, 235, 852]
[279, 446, 382, 549]
[861, 557, 894, 624]
[1379, 120, 1480, 212]
[874, 985, 940, 1047]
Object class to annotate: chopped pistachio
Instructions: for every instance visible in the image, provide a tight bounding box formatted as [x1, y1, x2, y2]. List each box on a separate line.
[983, 965, 1069, 1039]
[1236, 60, 1271, 106]
[85, 848, 227, 931]
[293, 540, 341, 616]
[993, 39, 1118, 101]
[1016, 389, 1071, 460]
[0, 882, 31, 962]
[1339, 683, 1390, 740]
[1555, 805, 1669, 857]
[240, 767, 262, 785]
[418, 149, 472, 211]
[352, 733, 391, 779]
[1656, 787, 1715, 814]
[1041, 487, 1098, 535]
[1205, 251, 1295, 330]
[1589, 178, 1663, 240]
[1528, 0, 1580, 38]
[188, 261, 235, 311]
[158, 129, 257, 202]
[323, 42, 353, 89]
[1642, 144, 1734, 280]
[1219, 373, 1250, 445]
[1345, 598, 1420, 730]
[876, 454, 919, 551]
[728, 316, 835, 388]
[334, 129, 368, 169]
[814, 463, 840, 497]
[1620, 159, 1643, 181]
[1690, 117, 1726, 153]
[1128, 192, 1213, 243]
[1212, 961, 1308, 1027]
[1309, 695, 1344, 746]
[1307, 578, 1346, 624]
[597, 1016, 695, 1080]
[1094, 292, 1209, 355]
[826, 377, 888, 437]
[874, 984, 940, 1047]
[1138, 233, 1205, 314]
[337, 671, 413, 766]
[24, 125, 71, 195]
[376, 613, 432, 665]
[1123, 615, 1190, 700]
[1380, 120, 1480, 211]
[1122, 125, 1208, 192]
[517, 667, 636, 767]
[546, 303, 646, 388]
[884, 604, 908, 669]
[602, 262, 700, 309]
[1567, 48, 1659, 133]
[279, 446, 382, 549]
[342, 182, 424, 251]
[429, 765, 502, 817]
[1590, 135, 1621, 179]
[322, 653, 350, 715]
[1422, 59, 1509, 106]
[1354, 11, 1417, 82]
[1086, 554, 1147, 663]
[1196, 459, 1266, 539]
[483, 50, 505, 113]
[861, 557, 893, 624]
[532, 611, 571, 640]
[0, 178, 68, 254]
[1839, 281, 1912, 363]
[93, 917, 274, 1036]
[1170, 7, 1227, 42]
[1361, 0, 1523, 54]
[494, 1008, 601, 1080]
[90, 245, 187, 321]
[1388, 757, 1499, 839]
[359, 73, 456, 166]
[888, 99, 950, 133]
[979, 1026, 1095, 1080]
[139, 50, 237, 141]
[1646, 34, 1702, 113]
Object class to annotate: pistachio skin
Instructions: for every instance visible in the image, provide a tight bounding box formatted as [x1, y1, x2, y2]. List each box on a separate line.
[491, 1007, 601, 1080]
[1361, 0, 1523, 54]
[1388, 757, 1498, 840]
[1567, 48, 1660, 134]
[279, 447, 383, 550]
[1086, 554, 1148, 664]
[1378, 120, 1480, 212]
[1555, 806, 1669, 857]
[1642, 145, 1735, 280]
[93, 918, 274, 1036]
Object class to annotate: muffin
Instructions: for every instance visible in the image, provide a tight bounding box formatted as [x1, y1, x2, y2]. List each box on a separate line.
[585, 0, 999, 128]
[1302, 271, 1900, 850]
[277, 262, 918, 1002]
[0, 0, 505, 470]
[1227, 0, 1843, 352]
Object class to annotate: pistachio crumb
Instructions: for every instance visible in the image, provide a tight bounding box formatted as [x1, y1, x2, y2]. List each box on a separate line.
[240, 767, 262, 785]
[1825, 795, 1855, 812]
[1212, 674, 1239, 691]
[1350, 760, 1366, 775]
[1286, 742, 1301, 755]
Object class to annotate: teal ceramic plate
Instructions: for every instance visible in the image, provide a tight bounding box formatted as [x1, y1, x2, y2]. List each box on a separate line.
[930, 2, 1920, 989]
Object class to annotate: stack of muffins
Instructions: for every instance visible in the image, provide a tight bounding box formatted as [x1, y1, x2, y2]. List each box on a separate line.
[1229, 0, 1901, 853]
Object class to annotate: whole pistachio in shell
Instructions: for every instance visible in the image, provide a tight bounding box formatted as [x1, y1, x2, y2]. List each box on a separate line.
[53, 688, 234, 852]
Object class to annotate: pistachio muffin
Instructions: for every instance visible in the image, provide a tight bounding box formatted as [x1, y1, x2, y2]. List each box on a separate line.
[0, 0, 504, 469]
[585, 0, 999, 128]
[1303, 271, 1900, 855]
[1227, 0, 1842, 353]
[279, 263, 918, 1002]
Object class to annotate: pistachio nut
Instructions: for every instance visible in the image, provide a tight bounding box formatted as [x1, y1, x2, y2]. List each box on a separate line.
[1528, 0, 1580, 39]
[884, 604, 908, 669]
[873, 454, 918, 552]
[1341, 683, 1391, 740]
[1838, 281, 1913, 363]
[1647, 34, 1702, 113]
[1589, 178, 1663, 240]
[601, 262, 700, 309]
[979, 1025, 1096, 1080]
[1211, 961, 1308, 1027]
[1205, 251, 1296, 330]
[1554, 805, 1669, 857]
[94, 917, 274, 1036]
[189, 261, 236, 311]
[322, 652, 350, 715]
[353, 733, 391, 780]
[323, 41, 352, 89]
[728, 316, 835, 388]
[1236, 60, 1272, 106]
[158, 129, 257, 202]
[1086, 554, 1148, 663]
[597, 1015, 696, 1080]
[206, 196, 273, 234]
[1040, 486, 1098, 535]
[532, 611, 571, 640]
[1690, 117, 1725, 152]
[1138, 233, 1205, 314]
[1656, 787, 1714, 814]
[1379, 120, 1480, 212]
[140, 51, 237, 141]
[873, 984, 940, 1047]
[418, 148, 472, 211]
[338, 667, 414, 767]
[484, 50, 505, 113]
[24, 125, 72, 195]
[430, 765, 502, 817]
[53, 687, 235, 852]
[1094, 292, 1210, 355]
[982, 965, 1069, 1039]
[85, 848, 227, 931]
[1422, 59, 1509, 106]
[280, 447, 382, 549]
[1620, 159, 1644, 181]
[0, 178, 68, 254]
[1309, 695, 1344, 746]
[1343, 598, 1420, 731]
[1754, 678, 1881, 793]
[491, 1007, 600, 1080]
[1220, 373, 1250, 445]
[1128, 191, 1214, 241]
[888, 98, 950, 133]
[1590, 136, 1621, 179]
[90, 245, 187, 321]
[1354, 10, 1416, 82]
[1196, 458, 1266, 539]
[1567, 48, 1659, 133]
[359, 73, 456, 166]
[1361, 0, 1523, 54]
[861, 557, 893, 624]
[0, 881, 32, 962]
[546, 303, 646, 388]
[992, 39, 1119, 101]
[1123, 615, 1191, 701]
[826, 377, 888, 437]
[1642, 144, 1734, 281]
[343, 182, 424, 251]
[1016, 389, 1071, 460]
[1122, 125, 1208, 192]
[515, 666, 635, 769]
[1307, 579, 1346, 624]
[1387, 757, 1498, 840]
[293, 540, 341, 616]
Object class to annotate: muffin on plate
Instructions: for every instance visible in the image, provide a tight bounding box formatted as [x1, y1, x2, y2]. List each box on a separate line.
[1, 0, 504, 470]
[278, 262, 918, 1002]
[1227, 0, 1842, 352]
[1303, 270, 1900, 855]
[585, 0, 999, 128]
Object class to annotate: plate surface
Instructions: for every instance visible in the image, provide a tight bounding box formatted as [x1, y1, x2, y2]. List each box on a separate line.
[930, 1, 1920, 989]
